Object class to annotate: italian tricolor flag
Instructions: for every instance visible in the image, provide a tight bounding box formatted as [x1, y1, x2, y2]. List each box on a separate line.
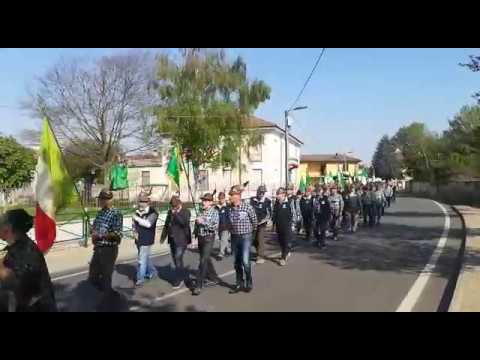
[34, 118, 76, 253]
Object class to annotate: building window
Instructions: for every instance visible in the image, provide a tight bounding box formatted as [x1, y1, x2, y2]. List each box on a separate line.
[198, 170, 209, 191]
[141, 171, 150, 186]
[249, 144, 262, 162]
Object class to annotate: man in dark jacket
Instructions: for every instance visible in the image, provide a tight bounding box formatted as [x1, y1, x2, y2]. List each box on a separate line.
[161, 196, 191, 289]
[313, 186, 331, 248]
[216, 192, 231, 260]
[0, 209, 57, 312]
[132, 193, 159, 287]
[272, 187, 293, 266]
[300, 186, 315, 242]
[343, 185, 362, 233]
[250, 185, 272, 264]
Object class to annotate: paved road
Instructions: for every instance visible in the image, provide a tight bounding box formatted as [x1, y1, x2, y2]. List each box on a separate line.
[53, 197, 464, 312]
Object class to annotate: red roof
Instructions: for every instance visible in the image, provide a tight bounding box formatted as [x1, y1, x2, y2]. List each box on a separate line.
[244, 116, 303, 144]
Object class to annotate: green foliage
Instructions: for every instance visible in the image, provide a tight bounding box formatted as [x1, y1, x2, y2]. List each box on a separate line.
[63, 139, 121, 182]
[0, 136, 36, 195]
[154, 48, 271, 171]
[372, 135, 402, 180]
[391, 122, 440, 181]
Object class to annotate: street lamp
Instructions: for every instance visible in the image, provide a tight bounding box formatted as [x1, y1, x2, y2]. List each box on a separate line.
[284, 106, 308, 188]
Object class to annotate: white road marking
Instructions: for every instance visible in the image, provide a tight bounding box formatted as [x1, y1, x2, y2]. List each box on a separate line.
[396, 200, 451, 312]
[130, 252, 283, 311]
[51, 250, 169, 282]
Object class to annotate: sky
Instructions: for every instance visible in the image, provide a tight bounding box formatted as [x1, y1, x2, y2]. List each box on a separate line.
[0, 48, 478, 164]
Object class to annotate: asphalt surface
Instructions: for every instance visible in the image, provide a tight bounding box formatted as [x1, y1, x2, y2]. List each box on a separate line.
[52, 197, 464, 312]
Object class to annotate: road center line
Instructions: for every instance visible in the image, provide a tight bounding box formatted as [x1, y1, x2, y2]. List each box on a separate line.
[130, 252, 283, 311]
[396, 200, 451, 312]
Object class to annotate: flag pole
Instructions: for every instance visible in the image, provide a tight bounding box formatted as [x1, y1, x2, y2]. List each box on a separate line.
[42, 115, 92, 247]
[178, 146, 199, 217]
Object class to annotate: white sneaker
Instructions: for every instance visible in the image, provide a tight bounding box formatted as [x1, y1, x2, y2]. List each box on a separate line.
[256, 258, 265, 264]
[279, 259, 287, 266]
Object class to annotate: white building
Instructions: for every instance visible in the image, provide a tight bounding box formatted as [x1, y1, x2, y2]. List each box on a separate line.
[126, 117, 303, 202]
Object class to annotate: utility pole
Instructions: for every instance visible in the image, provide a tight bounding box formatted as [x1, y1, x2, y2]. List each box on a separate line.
[284, 110, 289, 188]
[284, 106, 307, 189]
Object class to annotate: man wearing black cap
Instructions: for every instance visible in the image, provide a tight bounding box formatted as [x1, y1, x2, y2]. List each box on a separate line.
[250, 185, 272, 264]
[192, 192, 220, 296]
[88, 189, 123, 301]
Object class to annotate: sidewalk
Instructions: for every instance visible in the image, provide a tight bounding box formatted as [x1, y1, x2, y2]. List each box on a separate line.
[45, 234, 172, 277]
[449, 206, 480, 312]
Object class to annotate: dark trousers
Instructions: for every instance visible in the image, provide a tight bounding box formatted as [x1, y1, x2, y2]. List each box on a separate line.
[253, 223, 267, 258]
[375, 204, 383, 224]
[196, 235, 218, 288]
[330, 213, 341, 238]
[231, 233, 253, 287]
[88, 246, 119, 292]
[303, 216, 313, 240]
[315, 218, 329, 246]
[170, 242, 187, 284]
[277, 228, 292, 260]
[386, 196, 391, 207]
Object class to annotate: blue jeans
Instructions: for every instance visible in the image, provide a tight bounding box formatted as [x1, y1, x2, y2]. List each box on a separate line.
[136, 245, 158, 283]
[231, 233, 253, 287]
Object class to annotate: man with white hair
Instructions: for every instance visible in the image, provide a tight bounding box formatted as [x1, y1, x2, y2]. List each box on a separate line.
[132, 192, 159, 286]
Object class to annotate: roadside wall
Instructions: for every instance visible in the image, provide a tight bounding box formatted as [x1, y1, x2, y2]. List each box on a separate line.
[406, 181, 480, 206]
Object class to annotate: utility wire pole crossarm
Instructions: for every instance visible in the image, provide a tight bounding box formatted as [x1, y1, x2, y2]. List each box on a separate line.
[284, 106, 307, 188]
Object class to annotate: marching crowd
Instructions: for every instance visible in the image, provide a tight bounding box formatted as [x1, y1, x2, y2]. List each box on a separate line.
[0, 178, 397, 311]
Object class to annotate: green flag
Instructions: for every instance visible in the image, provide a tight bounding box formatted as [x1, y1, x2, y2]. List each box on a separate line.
[306, 173, 312, 187]
[167, 146, 181, 188]
[110, 163, 129, 190]
[299, 176, 306, 193]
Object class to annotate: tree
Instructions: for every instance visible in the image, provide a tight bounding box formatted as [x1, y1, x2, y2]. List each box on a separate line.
[0, 136, 36, 201]
[372, 135, 402, 180]
[460, 54, 480, 103]
[24, 51, 160, 183]
[391, 122, 439, 181]
[154, 48, 271, 188]
[443, 105, 480, 177]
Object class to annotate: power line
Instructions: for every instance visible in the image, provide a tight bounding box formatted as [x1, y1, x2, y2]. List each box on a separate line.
[288, 48, 326, 111]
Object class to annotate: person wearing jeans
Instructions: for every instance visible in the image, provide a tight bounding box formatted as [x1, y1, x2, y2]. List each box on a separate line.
[132, 193, 159, 286]
[227, 185, 258, 294]
[192, 193, 220, 296]
[161, 196, 191, 289]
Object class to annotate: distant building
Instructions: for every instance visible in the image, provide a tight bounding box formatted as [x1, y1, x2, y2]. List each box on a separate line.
[125, 117, 303, 202]
[299, 153, 362, 184]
